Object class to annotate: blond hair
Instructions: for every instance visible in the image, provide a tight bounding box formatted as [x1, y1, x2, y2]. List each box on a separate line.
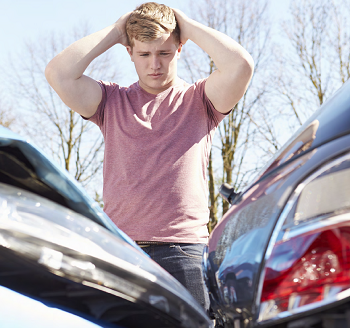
[126, 2, 180, 47]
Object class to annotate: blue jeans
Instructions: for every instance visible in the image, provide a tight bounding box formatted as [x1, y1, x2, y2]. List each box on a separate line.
[142, 243, 210, 312]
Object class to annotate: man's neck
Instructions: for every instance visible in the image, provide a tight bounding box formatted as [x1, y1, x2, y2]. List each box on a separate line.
[138, 77, 180, 95]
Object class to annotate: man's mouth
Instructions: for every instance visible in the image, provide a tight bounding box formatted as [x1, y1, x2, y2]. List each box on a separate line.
[149, 73, 163, 78]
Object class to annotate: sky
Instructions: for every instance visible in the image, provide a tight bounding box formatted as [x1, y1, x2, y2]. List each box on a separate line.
[1, 0, 290, 87]
[1, 0, 187, 86]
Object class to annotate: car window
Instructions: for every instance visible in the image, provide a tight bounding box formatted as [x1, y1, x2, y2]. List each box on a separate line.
[283, 153, 350, 228]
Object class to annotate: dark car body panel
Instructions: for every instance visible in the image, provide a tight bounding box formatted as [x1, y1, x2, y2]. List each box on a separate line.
[0, 241, 186, 328]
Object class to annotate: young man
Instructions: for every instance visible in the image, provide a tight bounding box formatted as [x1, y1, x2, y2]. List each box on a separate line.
[45, 2, 254, 311]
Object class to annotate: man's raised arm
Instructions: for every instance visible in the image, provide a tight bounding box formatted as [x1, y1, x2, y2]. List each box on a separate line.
[45, 13, 130, 118]
[173, 9, 254, 114]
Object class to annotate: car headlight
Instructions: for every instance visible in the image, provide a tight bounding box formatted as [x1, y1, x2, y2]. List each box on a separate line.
[0, 183, 162, 300]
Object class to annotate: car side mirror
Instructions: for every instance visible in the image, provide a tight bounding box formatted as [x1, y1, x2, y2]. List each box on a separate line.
[219, 183, 241, 205]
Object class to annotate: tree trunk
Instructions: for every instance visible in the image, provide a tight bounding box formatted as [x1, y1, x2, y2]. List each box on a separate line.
[208, 150, 218, 233]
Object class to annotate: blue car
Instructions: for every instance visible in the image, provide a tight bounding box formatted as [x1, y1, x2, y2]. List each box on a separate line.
[204, 79, 350, 327]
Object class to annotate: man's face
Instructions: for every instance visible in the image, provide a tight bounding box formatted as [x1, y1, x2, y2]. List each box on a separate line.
[127, 33, 182, 94]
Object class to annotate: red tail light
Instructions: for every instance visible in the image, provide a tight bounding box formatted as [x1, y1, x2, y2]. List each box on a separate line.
[259, 217, 350, 321]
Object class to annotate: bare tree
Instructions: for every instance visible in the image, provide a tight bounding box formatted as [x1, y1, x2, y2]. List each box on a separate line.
[3, 24, 120, 199]
[180, 0, 273, 229]
[0, 91, 15, 129]
[249, 0, 350, 184]
[277, 0, 350, 128]
[328, 0, 350, 84]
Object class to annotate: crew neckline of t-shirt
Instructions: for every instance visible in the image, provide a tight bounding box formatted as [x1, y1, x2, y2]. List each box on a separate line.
[135, 78, 186, 99]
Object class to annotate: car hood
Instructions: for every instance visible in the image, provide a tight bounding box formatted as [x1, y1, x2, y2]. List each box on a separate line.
[0, 127, 211, 327]
[0, 126, 134, 245]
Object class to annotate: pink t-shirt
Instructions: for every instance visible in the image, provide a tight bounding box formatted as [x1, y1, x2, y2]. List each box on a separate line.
[86, 78, 226, 243]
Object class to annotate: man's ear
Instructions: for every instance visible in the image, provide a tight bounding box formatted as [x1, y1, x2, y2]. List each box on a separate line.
[126, 46, 134, 62]
[176, 43, 183, 59]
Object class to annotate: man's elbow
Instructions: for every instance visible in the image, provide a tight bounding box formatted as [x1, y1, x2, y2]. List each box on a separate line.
[241, 53, 254, 81]
[45, 60, 56, 87]
[45, 58, 66, 89]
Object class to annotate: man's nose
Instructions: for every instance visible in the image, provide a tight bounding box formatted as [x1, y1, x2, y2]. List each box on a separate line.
[150, 55, 161, 70]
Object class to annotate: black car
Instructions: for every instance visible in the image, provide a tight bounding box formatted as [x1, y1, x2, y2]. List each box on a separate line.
[204, 78, 350, 328]
[0, 128, 211, 328]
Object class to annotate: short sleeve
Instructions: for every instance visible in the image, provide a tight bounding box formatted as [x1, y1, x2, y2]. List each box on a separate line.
[81, 80, 119, 128]
[194, 78, 231, 128]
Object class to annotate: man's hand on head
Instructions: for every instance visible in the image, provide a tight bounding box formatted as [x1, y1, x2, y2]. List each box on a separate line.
[114, 12, 132, 47]
[45, 12, 135, 119]
[172, 7, 254, 114]
[172, 8, 191, 45]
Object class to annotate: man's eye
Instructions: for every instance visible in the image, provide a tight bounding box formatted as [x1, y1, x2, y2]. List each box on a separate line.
[140, 54, 149, 57]
[160, 53, 170, 56]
